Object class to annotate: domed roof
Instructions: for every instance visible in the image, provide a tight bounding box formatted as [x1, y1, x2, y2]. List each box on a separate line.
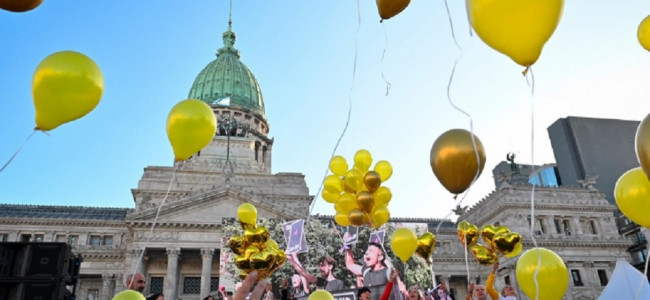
[188, 24, 265, 119]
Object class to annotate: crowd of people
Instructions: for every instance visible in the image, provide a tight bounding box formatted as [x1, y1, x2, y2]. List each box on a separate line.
[119, 242, 517, 300]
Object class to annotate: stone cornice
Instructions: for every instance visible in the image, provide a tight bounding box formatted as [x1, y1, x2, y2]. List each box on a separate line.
[0, 219, 127, 227]
[128, 222, 222, 229]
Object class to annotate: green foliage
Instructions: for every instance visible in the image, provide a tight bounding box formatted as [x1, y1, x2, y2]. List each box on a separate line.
[221, 219, 435, 293]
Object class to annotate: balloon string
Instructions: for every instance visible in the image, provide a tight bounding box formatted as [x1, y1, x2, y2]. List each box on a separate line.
[464, 243, 470, 288]
[635, 228, 650, 300]
[380, 22, 392, 96]
[0, 130, 38, 174]
[443, 0, 462, 51]
[307, 0, 360, 222]
[525, 68, 541, 300]
[129, 162, 180, 284]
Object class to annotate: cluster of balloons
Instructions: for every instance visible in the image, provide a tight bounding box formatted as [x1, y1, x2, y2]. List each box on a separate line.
[324, 150, 393, 228]
[390, 228, 436, 264]
[515, 247, 568, 300]
[229, 203, 286, 279]
[430, 129, 486, 197]
[457, 221, 522, 266]
[466, 0, 564, 70]
[0, 0, 43, 12]
[166, 99, 217, 162]
[614, 113, 650, 228]
[32, 51, 104, 131]
[375, 0, 410, 22]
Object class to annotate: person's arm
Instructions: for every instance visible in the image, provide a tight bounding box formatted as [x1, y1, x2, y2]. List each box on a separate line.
[486, 263, 499, 300]
[345, 249, 362, 276]
[382, 268, 402, 300]
[301, 275, 311, 294]
[235, 272, 268, 300]
[380, 282, 394, 300]
[288, 254, 318, 284]
[465, 283, 474, 300]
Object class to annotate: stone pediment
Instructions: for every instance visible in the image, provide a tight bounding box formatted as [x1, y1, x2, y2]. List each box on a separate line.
[126, 186, 304, 224]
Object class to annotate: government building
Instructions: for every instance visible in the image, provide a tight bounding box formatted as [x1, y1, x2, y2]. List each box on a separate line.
[0, 19, 638, 300]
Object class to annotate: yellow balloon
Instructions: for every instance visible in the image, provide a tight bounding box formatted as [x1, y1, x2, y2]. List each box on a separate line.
[335, 193, 358, 214]
[308, 290, 334, 300]
[354, 149, 373, 172]
[374, 160, 393, 182]
[391, 228, 417, 262]
[32, 51, 104, 131]
[237, 203, 257, 227]
[371, 206, 390, 228]
[166, 99, 217, 161]
[329, 155, 348, 176]
[636, 113, 650, 179]
[112, 290, 146, 300]
[344, 169, 364, 192]
[516, 248, 568, 300]
[374, 186, 392, 207]
[335, 212, 350, 227]
[430, 129, 486, 195]
[467, 0, 563, 67]
[324, 174, 343, 194]
[638, 16, 650, 51]
[322, 189, 340, 204]
[376, 0, 410, 21]
[615, 167, 650, 228]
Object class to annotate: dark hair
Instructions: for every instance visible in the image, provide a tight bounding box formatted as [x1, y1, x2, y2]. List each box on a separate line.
[358, 287, 371, 298]
[203, 296, 216, 300]
[318, 256, 337, 268]
[146, 294, 163, 300]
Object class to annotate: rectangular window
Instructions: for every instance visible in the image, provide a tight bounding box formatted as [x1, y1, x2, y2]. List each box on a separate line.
[537, 219, 546, 233]
[34, 234, 44, 242]
[504, 275, 511, 285]
[68, 235, 78, 246]
[150, 277, 164, 294]
[210, 277, 219, 292]
[20, 234, 31, 242]
[563, 220, 571, 234]
[598, 270, 608, 286]
[87, 289, 99, 300]
[0, 234, 7, 242]
[589, 220, 598, 234]
[183, 277, 201, 294]
[554, 219, 561, 233]
[571, 269, 584, 286]
[103, 236, 113, 246]
[89, 235, 101, 246]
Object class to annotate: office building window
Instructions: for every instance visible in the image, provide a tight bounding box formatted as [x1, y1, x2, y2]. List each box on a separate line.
[183, 277, 201, 294]
[89, 235, 101, 246]
[598, 270, 608, 286]
[150, 277, 164, 294]
[571, 269, 584, 286]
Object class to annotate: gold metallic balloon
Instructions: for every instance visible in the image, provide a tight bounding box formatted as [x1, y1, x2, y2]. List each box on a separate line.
[376, 0, 411, 21]
[356, 191, 375, 213]
[250, 249, 276, 270]
[271, 249, 286, 273]
[235, 246, 259, 270]
[457, 221, 479, 248]
[430, 129, 486, 195]
[229, 235, 247, 256]
[480, 224, 511, 249]
[363, 171, 382, 193]
[415, 232, 436, 264]
[244, 226, 270, 246]
[374, 186, 392, 207]
[636, 113, 650, 179]
[470, 244, 498, 266]
[370, 206, 390, 228]
[492, 232, 523, 257]
[348, 209, 368, 226]
[237, 203, 257, 229]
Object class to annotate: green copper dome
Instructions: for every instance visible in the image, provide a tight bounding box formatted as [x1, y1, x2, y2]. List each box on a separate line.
[188, 25, 265, 118]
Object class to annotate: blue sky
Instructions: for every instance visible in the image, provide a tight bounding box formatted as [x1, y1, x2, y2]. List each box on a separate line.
[1, 0, 649, 219]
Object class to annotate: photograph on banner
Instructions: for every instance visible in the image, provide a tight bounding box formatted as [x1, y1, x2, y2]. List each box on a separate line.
[344, 226, 359, 246]
[368, 230, 385, 245]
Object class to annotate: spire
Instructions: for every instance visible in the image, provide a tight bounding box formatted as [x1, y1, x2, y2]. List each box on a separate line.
[218, 0, 239, 58]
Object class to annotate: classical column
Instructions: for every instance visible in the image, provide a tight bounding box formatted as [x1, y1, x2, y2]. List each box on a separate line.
[165, 248, 181, 300]
[101, 273, 113, 300]
[201, 248, 215, 299]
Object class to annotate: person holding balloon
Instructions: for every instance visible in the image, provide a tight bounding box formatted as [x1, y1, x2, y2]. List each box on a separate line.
[344, 243, 405, 300]
[287, 254, 345, 292]
[486, 263, 516, 300]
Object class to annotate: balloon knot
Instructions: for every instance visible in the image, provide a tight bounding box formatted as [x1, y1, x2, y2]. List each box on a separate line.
[380, 19, 384, 23]
[522, 66, 530, 77]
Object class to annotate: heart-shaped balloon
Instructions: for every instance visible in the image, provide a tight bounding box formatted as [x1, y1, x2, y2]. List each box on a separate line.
[348, 209, 368, 226]
[480, 225, 511, 249]
[356, 191, 375, 213]
[492, 232, 523, 258]
[466, 0, 563, 67]
[415, 232, 436, 264]
[457, 221, 479, 248]
[470, 244, 498, 266]
[270, 249, 287, 273]
[229, 235, 248, 256]
[430, 129, 486, 195]
[364, 171, 382, 193]
[235, 246, 259, 270]
[250, 249, 276, 271]
[244, 226, 270, 246]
